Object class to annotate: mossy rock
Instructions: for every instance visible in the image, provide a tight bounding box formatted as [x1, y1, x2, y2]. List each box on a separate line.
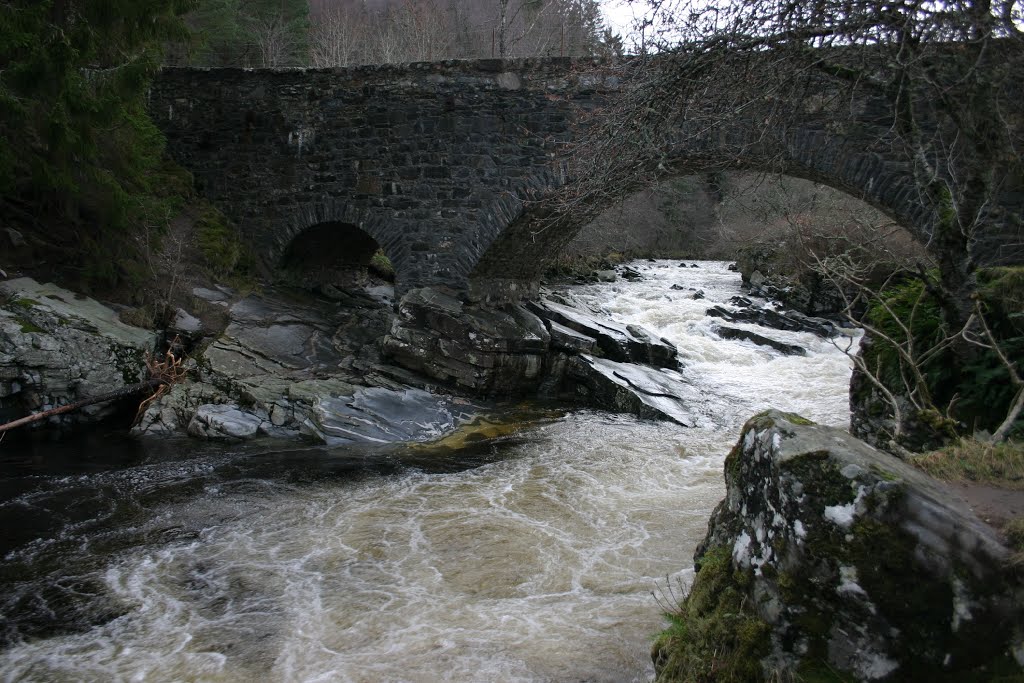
[666, 410, 1024, 682]
[653, 546, 772, 683]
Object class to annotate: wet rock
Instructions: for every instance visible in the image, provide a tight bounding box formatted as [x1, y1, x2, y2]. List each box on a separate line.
[715, 326, 806, 356]
[169, 308, 204, 343]
[302, 387, 477, 445]
[566, 356, 696, 427]
[620, 267, 643, 281]
[670, 284, 687, 291]
[0, 278, 157, 427]
[136, 284, 399, 440]
[691, 290, 705, 300]
[383, 287, 550, 394]
[727, 262, 738, 271]
[548, 321, 598, 354]
[528, 299, 677, 368]
[706, 304, 836, 338]
[132, 382, 228, 435]
[690, 263, 700, 268]
[187, 404, 265, 440]
[659, 411, 1024, 682]
[594, 270, 617, 282]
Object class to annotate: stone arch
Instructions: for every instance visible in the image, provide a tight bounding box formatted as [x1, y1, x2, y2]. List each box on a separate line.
[272, 199, 412, 292]
[467, 127, 936, 297]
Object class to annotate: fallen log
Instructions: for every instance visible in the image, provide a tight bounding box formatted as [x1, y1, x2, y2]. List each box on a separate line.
[0, 378, 166, 433]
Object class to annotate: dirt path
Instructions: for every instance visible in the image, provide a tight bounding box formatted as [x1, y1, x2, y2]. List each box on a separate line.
[949, 482, 1024, 530]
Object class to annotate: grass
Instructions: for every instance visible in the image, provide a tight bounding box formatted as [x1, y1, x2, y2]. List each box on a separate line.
[910, 438, 1024, 489]
[651, 545, 771, 682]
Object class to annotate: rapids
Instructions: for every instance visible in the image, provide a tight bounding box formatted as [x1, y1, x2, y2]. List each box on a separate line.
[0, 261, 856, 682]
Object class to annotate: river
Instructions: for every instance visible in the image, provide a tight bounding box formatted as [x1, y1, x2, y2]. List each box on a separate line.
[0, 261, 856, 682]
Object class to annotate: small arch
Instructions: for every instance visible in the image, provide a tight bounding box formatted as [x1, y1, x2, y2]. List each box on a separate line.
[280, 221, 394, 290]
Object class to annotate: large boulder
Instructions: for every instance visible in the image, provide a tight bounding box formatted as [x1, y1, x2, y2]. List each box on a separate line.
[0, 278, 157, 427]
[654, 411, 1023, 682]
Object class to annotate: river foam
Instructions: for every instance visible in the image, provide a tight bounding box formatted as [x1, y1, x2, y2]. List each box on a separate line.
[0, 260, 855, 682]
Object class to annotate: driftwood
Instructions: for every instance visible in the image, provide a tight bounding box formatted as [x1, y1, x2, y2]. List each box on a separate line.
[0, 379, 167, 433]
[0, 338, 187, 434]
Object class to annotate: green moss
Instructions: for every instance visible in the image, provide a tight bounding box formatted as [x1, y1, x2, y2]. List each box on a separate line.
[109, 344, 146, 384]
[652, 545, 772, 682]
[868, 463, 901, 482]
[10, 297, 40, 309]
[16, 317, 44, 333]
[1006, 518, 1024, 551]
[749, 411, 815, 427]
[725, 440, 745, 483]
[368, 249, 395, 281]
[780, 451, 855, 506]
[196, 202, 255, 281]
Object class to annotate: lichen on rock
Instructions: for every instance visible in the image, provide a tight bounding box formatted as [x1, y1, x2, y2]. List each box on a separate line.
[655, 410, 1024, 682]
[0, 278, 158, 428]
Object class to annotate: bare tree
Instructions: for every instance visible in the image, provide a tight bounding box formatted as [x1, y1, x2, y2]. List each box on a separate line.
[250, 12, 293, 67]
[557, 0, 1023, 445]
[572, 0, 1022, 328]
[309, 5, 365, 67]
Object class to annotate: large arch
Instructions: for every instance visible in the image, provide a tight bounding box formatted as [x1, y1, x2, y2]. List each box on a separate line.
[467, 126, 940, 297]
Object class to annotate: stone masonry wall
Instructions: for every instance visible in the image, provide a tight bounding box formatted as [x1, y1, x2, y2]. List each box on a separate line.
[149, 59, 618, 296]
[151, 58, 1021, 300]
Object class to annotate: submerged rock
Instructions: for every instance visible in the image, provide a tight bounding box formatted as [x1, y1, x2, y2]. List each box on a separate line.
[0, 278, 157, 427]
[654, 411, 1024, 682]
[715, 325, 807, 356]
[706, 304, 837, 338]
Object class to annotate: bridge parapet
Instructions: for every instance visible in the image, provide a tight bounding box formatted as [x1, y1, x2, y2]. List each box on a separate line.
[152, 55, 1021, 300]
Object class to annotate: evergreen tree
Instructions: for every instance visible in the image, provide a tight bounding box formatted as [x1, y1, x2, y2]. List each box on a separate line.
[0, 0, 195, 286]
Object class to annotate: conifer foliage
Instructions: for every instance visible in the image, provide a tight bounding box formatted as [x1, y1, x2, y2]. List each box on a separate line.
[0, 0, 194, 286]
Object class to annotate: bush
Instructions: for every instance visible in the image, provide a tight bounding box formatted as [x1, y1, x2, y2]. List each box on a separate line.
[863, 268, 1024, 441]
[368, 249, 395, 281]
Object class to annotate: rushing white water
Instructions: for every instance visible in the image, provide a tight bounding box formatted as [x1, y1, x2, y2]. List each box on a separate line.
[0, 261, 856, 683]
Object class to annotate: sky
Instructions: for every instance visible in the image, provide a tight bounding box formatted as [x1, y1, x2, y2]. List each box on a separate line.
[601, 0, 645, 39]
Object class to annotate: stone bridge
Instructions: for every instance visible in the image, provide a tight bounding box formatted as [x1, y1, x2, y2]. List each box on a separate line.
[150, 58, 1021, 301]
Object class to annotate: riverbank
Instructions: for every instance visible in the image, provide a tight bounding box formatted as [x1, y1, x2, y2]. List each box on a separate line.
[0, 260, 856, 681]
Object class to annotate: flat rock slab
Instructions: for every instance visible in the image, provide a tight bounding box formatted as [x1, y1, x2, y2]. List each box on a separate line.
[188, 404, 265, 440]
[569, 355, 697, 427]
[1, 278, 155, 349]
[306, 387, 478, 445]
